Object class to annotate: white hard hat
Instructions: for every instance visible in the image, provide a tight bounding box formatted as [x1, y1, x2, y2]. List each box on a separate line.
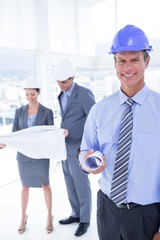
[23, 76, 41, 89]
[54, 59, 76, 81]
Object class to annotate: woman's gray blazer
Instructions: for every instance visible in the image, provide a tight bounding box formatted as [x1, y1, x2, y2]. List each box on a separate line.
[12, 103, 54, 162]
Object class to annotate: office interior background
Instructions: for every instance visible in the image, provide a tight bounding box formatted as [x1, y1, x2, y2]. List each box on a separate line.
[0, 0, 160, 127]
[0, 0, 160, 239]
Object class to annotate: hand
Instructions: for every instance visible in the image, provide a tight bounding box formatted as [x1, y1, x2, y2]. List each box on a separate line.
[63, 129, 69, 137]
[0, 143, 6, 149]
[81, 149, 107, 174]
[152, 232, 160, 240]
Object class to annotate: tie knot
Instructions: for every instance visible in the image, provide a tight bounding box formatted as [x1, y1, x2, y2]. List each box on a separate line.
[63, 92, 68, 97]
[126, 98, 134, 107]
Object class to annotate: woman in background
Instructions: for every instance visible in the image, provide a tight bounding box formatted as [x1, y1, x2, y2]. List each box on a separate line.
[12, 77, 54, 234]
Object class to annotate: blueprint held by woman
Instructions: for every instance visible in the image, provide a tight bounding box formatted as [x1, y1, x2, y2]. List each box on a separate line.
[0, 125, 67, 160]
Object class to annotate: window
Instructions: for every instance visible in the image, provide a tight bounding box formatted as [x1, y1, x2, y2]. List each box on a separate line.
[0, 49, 36, 126]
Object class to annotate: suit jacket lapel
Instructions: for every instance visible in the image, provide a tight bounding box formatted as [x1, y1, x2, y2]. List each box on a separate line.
[21, 105, 29, 128]
[34, 103, 43, 125]
[58, 92, 64, 116]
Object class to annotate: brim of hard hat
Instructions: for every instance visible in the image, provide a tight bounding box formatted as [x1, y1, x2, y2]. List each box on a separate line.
[54, 74, 74, 81]
[23, 85, 41, 89]
[109, 45, 153, 54]
[23, 82, 41, 89]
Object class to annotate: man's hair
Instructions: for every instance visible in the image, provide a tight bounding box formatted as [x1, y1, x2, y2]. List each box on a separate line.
[143, 50, 149, 60]
[113, 50, 150, 62]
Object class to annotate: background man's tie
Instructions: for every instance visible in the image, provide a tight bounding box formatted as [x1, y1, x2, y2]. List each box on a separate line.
[110, 98, 134, 205]
[62, 92, 68, 112]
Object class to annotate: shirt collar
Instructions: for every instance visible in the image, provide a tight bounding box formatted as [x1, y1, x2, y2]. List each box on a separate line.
[64, 82, 75, 97]
[119, 84, 149, 106]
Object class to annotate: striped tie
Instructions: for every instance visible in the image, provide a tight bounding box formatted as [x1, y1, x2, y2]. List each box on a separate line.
[110, 98, 134, 205]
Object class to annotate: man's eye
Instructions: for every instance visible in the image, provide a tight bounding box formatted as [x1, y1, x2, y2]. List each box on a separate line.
[118, 60, 125, 64]
[131, 59, 139, 63]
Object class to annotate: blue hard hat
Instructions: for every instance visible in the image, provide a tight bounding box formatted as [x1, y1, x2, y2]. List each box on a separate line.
[109, 25, 153, 54]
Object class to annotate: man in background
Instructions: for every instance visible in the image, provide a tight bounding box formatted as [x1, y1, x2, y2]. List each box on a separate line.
[54, 59, 95, 237]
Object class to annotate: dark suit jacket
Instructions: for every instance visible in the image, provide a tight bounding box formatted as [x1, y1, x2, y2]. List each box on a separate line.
[12, 103, 54, 162]
[58, 83, 95, 155]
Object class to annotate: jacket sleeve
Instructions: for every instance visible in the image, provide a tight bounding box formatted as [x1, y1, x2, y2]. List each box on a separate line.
[82, 88, 95, 115]
[46, 109, 54, 125]
[12, 109, 20, 132]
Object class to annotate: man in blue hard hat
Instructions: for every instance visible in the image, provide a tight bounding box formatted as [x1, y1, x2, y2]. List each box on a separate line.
[79, 25, 160, 240]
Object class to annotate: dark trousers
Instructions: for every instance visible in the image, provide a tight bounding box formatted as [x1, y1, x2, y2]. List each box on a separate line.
[97, 190, 160, 240]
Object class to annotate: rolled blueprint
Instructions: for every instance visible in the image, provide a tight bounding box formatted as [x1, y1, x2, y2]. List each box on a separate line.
[82, 151, 103, 171]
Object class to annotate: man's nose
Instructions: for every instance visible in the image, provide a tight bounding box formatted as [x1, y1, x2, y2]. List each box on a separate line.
[123, 61, 133, 70]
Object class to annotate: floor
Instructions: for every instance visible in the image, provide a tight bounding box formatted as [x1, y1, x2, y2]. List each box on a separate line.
[0, 145, 100, 240]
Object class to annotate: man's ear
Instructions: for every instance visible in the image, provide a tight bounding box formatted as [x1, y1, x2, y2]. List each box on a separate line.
[145, 56, 150, 68]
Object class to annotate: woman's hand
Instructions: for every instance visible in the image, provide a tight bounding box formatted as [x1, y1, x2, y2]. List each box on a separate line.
[0, 143, 6, 149]
[81, 149, 106, 174]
